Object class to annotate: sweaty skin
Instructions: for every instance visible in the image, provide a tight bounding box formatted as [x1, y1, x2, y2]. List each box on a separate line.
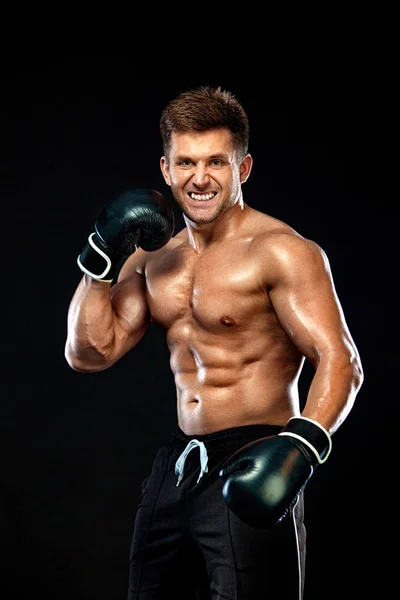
[65, 128, 363, 436]
[113, 209, 358, 436]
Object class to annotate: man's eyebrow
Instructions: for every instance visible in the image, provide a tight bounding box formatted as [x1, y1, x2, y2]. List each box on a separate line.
[174, 153, 227, 161]
[174, 154, 190, 161]
[209, 153, 226, 160]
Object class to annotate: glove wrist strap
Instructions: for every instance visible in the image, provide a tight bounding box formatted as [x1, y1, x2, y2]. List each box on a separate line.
[77, 232, 115, 282]
[279, 416, 332, 465]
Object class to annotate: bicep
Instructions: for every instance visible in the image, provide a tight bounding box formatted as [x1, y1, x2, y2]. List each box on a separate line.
[268, 240, 352, 365]
[109, 260, 151, 356]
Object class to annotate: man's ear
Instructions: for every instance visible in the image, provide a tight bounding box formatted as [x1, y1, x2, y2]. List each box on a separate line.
[240, 153, 253, 183]
[160, 156, 171, 186]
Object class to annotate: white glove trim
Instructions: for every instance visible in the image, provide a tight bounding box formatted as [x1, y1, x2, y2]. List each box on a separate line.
[279, 417, 332, 464]
[77, 232, 113, 282]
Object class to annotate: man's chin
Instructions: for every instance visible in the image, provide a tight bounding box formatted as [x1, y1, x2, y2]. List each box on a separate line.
[181, 204, 225, 225]
[183, 212, 216, 226]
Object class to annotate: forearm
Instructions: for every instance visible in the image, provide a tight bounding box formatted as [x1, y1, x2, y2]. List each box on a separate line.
[65, 275, 117, 372]
[302, 351, 364, 435]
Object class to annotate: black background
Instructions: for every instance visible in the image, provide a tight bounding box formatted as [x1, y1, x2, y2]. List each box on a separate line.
[0, 58, 393, 599]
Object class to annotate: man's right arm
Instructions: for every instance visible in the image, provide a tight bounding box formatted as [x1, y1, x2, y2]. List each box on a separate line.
[64, 187, 174, 373]
[65, 262, 151, 373]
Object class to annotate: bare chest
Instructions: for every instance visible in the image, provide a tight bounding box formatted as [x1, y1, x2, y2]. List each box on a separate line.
[145, 244, 270, 331]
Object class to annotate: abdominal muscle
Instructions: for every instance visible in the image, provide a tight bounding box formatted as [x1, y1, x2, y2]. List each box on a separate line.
[168, 327, 304, 436]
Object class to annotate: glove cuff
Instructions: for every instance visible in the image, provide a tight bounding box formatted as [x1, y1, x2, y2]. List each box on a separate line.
[77, 232, 117, 282]
[279, 416, 332, 465]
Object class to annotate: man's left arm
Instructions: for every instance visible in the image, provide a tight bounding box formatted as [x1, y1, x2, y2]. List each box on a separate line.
[219, 234, 364, 528]
[267, 235, 363, 434]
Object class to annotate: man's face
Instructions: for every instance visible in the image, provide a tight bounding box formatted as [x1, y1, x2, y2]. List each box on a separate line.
[160, 127, 252, 225]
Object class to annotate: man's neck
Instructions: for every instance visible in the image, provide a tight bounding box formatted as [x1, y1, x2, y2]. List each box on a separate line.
[184, 202, 248, 253]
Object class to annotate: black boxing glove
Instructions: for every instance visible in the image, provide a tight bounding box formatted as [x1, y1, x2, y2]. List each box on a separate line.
[219, 416, 332, 529]
[77, 188, 174, 282]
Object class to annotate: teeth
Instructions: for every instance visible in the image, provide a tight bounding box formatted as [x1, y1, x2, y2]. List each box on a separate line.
[190, 193, 215, 201]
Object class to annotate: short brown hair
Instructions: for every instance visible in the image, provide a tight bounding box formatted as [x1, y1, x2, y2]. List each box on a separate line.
[160, 86, 249, 159]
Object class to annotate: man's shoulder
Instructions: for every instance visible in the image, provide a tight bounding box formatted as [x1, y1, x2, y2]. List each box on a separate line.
[247, 208, 302, 245]
[248, 209, 324, 262]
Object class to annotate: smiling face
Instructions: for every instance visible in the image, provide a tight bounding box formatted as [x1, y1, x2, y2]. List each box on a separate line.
[160, 127, 252, 225]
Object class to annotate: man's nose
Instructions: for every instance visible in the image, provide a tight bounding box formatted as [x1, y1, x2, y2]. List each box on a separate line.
[192, 164, 210, 187]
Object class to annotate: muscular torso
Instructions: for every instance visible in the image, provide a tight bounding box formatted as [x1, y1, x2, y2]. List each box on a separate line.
[139, 209, 304, 435]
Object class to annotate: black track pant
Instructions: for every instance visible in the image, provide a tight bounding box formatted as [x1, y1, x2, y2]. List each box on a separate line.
[128, 424, 306, 599]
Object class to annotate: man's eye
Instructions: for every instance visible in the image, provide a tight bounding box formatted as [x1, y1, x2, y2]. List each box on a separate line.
[211, 160, 223, 166]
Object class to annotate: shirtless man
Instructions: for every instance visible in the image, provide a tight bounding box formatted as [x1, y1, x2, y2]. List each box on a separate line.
[65, 86, 364, 599]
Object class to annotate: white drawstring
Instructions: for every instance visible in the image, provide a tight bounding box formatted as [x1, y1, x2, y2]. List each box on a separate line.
[175, 439, 209, 486]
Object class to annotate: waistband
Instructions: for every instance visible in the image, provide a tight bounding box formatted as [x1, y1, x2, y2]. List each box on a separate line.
[170, 423, 283, 448]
